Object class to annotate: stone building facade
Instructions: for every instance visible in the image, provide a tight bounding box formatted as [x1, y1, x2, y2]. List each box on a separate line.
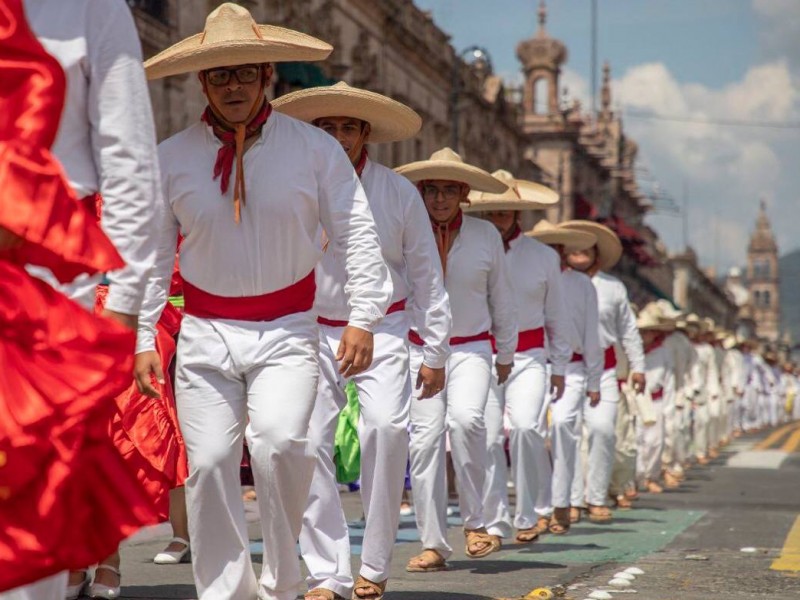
[671, 248, 738, 329]
[745, 201, 781, 341]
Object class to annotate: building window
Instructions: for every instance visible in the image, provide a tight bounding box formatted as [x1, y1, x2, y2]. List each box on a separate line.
[763, 290, 771, 307]
[127, 0, 168, 24]
[754, 290, 761, 306]
[533, 77, 548, 114]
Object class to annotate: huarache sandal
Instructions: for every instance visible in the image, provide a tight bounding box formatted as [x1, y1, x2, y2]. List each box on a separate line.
[352, 575, 387, 600]
[515, 527, 540, 543]
[406, 548, 447, 572]
[586, 504, 613, 523]
[548, 507, 571, 535]
[569, 507, 583, 523]
[305, 588, 346, 600]
[464, 528, 497, 558]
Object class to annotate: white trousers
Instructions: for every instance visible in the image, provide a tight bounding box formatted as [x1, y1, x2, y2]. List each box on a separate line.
[176, 314, 319, 600]
[571, 368, 619, 507]
[636, 396, 665, 483]
[408, 342, 492, 557]
[299, 313, 410, 597]
[693, 402, 709, 458]
[550, 362, 588, 508]
[708, 398, 722, 448]
[483, 349, 550, 537]
[0, 572, 67, 600]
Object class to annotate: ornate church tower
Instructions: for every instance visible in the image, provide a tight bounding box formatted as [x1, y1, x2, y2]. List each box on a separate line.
[746, 200, 781, 340]
[517, 0, 567, 130]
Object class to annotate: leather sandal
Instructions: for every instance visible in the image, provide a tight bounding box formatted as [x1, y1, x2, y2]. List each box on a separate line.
[549, 508, 571, 535]
[305, 588, 346, 600]
[515, 527, 540, 543]
[569, 507, 583, 523]
[464, 528, 497, 558]
[352, 575, 387, 600]
[406, 548, 447, 572]
[586, 504, 613, 523]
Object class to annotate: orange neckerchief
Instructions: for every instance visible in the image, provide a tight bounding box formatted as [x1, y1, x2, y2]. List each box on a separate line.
[201, 86, 270, 223]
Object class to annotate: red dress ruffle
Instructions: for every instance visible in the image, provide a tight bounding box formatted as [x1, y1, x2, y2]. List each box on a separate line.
[0, 262, 158, 591]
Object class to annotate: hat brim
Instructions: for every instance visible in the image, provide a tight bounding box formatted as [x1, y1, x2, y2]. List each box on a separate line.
[559, 221, 623, 271]
[638, 320, 676, 332]
[145, 25, 333, 80]
[526, 228, 597, 252]
[271, 86, 421, 143]
[465, 179, 559, 211]
[395, 161, 508, 194]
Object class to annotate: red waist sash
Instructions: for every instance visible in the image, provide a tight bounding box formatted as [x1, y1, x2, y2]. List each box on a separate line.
[318, 298, 406, 328]
[183, 271, 315, 321]
[651, 388, 664, 401]
[604, 346, 617, 370]
[409, 329, 490, 347]
[490, 327, 545, 354]
[571, 352, 584, 363]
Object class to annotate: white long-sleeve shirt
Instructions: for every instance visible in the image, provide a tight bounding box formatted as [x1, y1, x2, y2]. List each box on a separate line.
[504, 235, 571, 375]
[645, 342, 675, 406]
[25, 0, 160, 315]
[664, 330, 697, 408]
[315, 158, 451, 369]
[592, 272, 645, 373]
[432, 215, 517, 365]
[137, 112, 391, 352]
[561, 269, 603, 391]
[693, 342, 721, 404]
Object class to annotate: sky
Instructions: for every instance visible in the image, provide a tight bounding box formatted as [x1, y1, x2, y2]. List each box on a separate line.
[414, 0, 800, 273]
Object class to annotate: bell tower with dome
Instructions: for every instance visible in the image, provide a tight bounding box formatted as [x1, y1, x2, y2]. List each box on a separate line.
[746, 200, 781, 341]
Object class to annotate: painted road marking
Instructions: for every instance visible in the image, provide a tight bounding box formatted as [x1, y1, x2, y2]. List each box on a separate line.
[781, 425, 800, 453]
[726, 449, 788, 469]
[755, 421, 800, 450]
[771, 515, 800, 572]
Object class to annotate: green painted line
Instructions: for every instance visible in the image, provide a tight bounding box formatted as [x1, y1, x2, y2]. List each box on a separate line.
[502, 509, 705, 564]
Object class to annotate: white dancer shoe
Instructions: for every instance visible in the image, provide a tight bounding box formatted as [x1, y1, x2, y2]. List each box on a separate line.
[153, 536, 191, 565]
[65, 571, 89, 600]
[88, 564, 120, 599]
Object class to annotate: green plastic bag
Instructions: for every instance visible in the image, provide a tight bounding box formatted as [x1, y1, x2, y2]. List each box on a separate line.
[333, 381, 361, 484]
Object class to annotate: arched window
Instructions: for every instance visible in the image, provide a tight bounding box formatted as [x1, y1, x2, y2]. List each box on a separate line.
[533, 77, 549, 114]
[754, 290, 761, 306]
[763, 290, 771, 307]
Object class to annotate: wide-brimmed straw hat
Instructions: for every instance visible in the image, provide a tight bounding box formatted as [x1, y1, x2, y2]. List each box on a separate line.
[464, 169, 559, 212]
[559, 220, 623, 271]
[525, 219, 596, 251]
[270, 82, 421, 143]
[395, 148, 508, 193]
[638, 302, 677, 332]
[144, 3, 333, 80]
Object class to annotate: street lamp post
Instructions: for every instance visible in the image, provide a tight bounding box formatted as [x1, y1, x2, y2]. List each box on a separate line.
[450, 45, 493, 152]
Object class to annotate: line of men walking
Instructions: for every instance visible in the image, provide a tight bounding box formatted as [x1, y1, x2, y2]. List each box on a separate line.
[3, 3, 797, 600]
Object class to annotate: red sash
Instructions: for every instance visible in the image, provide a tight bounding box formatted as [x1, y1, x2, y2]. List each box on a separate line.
[490, 327, 545, 354]
[183, 271, 315, 321]
[571, 352, 584, 363]
[604, 346, 617, 370]
[409, 329, 490, 347]
[651, 388, 664, 401]
[318, 298, 406, 328]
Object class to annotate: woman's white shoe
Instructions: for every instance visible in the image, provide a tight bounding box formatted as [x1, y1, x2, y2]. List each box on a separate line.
[153, 537, 190, 565]
[65, 571, 89, 600]
[88, 564, 120, 599]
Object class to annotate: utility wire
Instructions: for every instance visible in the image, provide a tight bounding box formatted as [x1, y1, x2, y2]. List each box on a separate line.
[624, 109, 800, 130]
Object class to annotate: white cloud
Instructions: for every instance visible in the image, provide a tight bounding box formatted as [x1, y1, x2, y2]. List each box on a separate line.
[753, 0, 800, 68]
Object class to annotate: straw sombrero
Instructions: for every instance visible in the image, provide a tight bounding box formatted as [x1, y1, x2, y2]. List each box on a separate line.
[270, 82, 421, 143]
[144, 3, 333, 80]
[525, 220, 596, 251]
[637, 307, 675, 332]
[559, 220, 623, 271]
[395, 148, 508, 193]
[638, 302, 677, 332]
[464, 169, 559, 212]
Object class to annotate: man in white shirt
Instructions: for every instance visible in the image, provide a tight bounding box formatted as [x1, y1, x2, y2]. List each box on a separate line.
[563, 221, 646, 523]
[5, 1, 161, 599]
[395, 149, 516, 572]
[272, 83, 452, 600]
[465, 176, 570, 545]
[684, 315, 721, 465]
[133, 6, 391, 600]
[527, 221, 603, 534]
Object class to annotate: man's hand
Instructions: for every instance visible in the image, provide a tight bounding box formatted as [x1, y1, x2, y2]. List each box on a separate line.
[631, 372, 646, 394]
[0, 227, 22, 251]
[496, 361, 513, 385]
[336, 326, 374, 378]
[101, 309, 138, 330]
[416, 364, 445, 399]
[550, 374, 565, 401]
[587, 390, 600, 407]
[134, 351, 165, 399]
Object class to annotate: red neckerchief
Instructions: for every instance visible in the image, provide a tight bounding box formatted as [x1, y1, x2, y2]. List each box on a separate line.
[430, 210, 463, 277]
[354, 147, 368, 178]
[201, 101, 272, 222]
[502, 222, 522, 253]
[645, 336, 665, 354]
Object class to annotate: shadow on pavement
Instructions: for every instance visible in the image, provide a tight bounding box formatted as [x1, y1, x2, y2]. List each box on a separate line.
[446, 559, 568, 574]
[390, 593, 491, 599]
[122, 584, 197, 598]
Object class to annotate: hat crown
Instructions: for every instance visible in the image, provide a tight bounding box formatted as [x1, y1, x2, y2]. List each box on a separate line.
[532, 219, 556, 233]
[430, 147, 463, 163]
[203, 3, 260, 45]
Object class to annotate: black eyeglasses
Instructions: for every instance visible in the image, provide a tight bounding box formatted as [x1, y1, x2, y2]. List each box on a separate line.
[421, 185, 462, 201]
[204, 65, 261, 86]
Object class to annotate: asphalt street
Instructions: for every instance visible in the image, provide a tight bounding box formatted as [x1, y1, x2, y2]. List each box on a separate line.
[116, 424, 800, 599]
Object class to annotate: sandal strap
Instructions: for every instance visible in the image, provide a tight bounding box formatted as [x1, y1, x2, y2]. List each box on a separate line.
[410, 549, 446, 567]
[95, 564, 121, 576]
[170, 536, 190, 547]
[354, 575, 386, 594]
[305, 588, 341, 600]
